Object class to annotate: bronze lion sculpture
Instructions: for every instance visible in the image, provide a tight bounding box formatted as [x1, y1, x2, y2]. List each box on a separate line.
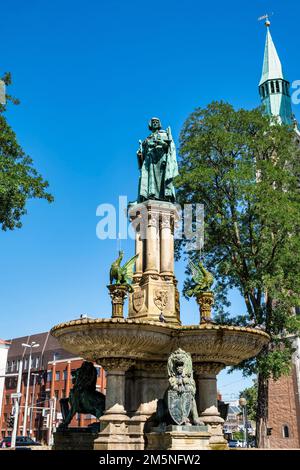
[59, 361, 105, 428]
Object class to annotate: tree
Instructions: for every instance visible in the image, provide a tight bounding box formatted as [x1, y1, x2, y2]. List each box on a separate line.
[0, 72, 53, 230]
[175, 101, 300, 448]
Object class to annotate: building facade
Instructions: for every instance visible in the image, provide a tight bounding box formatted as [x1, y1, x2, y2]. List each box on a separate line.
[0, 332, 106, 444]
[0, 340, 10, 423]
[259, 19, 300, 449]
[268, 361, 300, 448]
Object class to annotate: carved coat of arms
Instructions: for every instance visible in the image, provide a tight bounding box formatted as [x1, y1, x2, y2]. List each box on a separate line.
[168, 389, 192, 425]
[154, 289, 168, 310]
[133, 289, 145, 312]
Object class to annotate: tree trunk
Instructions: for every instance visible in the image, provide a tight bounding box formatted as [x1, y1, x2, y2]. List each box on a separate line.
[256, 367, 269, 448]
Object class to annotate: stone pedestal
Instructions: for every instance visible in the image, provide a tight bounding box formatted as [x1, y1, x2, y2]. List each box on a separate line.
[53, 427, 99, 450]
[128, 200, 180, 325]
[197, 291, 214, 324]
[108, 284, 128, 318]
[146, 425, 211, 450]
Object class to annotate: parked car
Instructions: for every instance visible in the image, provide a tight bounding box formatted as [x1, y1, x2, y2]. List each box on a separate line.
[0, 436, 41, 448]
[228, 439, 239, 448]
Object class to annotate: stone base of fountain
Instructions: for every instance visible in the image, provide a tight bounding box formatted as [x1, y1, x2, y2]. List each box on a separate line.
[146, 425, 211, 450]
[51, 318, 269, 450]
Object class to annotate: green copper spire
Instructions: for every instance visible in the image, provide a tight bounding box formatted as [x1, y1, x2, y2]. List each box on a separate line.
[259, 19, 293, 126]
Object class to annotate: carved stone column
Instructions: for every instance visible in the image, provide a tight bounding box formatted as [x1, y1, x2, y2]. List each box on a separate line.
[135, 226, 143, 276]
[94, 358, 139, 450]
[197, 291, 214, 324]
[194, 363, 228, 449]
[145, 210, 159, 273]
[100, 358, 135, 417]
[160, 213, 173, 275]
[107, 284, 128, 318]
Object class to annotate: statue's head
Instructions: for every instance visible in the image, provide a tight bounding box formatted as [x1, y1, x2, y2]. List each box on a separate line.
[148, 117, 162, 131]
[167, 348, 193, 379]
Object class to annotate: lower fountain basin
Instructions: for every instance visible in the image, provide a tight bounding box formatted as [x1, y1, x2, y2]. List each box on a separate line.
[50, 318, 269, 366]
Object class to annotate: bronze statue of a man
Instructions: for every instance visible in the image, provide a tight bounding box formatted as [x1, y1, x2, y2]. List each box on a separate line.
[137, 117, 178, 203]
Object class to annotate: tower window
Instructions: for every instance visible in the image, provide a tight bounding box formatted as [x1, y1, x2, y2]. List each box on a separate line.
[260, 86, 265, 98]
[265, 84, 268, 96]
[276, 81, 280, 93]
[271, 81, 275, 94]
[282, 425, 290, 438]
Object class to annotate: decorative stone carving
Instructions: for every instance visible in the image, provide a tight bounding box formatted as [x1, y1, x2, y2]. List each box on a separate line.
[107, 284, 129, 318]
[154, 289, 168, 310]
[136, 361, 167, 372]
[193, 362, 225, 375]
[148, 212, 159, 228]
[197, 291, 214, 323]
[161, 275, 174, 282]
[132, 289, 145, 312]
[99, 358, 136, 371]
[160, 214, 172, 230]
[150, 274, 160, 281]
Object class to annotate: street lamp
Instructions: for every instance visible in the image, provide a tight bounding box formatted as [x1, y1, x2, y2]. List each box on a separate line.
[29, 372, 40, 438]
[21, 342, 39, 436]
[239, 397, 248, 448]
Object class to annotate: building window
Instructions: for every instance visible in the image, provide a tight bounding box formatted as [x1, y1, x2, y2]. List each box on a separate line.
[35, 357, 40, 369]
[283, 425, 290, 438]
[47, 371, 52, 383]
[63, 370, 68, 380]
[24, 359, 28, 370]
[6, 361, 10, 373]
[276, 81, 280, 93]
[55, 371, 60, 381]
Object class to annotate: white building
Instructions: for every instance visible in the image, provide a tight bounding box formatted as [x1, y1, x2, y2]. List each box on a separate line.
[0, 340, 10, 419]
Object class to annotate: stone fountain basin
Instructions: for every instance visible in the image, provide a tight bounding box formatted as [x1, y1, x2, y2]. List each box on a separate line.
[50, 318, 269, 367]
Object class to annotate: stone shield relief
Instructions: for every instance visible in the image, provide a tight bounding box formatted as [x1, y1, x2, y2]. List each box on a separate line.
[168, 389, 192, 425]
[133, 289, 145, 312]
[154, 289, 168, 310]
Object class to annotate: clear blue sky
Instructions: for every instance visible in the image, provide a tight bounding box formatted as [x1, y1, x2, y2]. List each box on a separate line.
[1, 0, 299, 398]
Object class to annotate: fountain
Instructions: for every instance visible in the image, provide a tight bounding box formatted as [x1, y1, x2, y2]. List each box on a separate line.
[51, 117, 269, 450]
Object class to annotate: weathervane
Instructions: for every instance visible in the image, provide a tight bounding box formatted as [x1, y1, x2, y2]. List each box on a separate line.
[258, 13, 274, 27]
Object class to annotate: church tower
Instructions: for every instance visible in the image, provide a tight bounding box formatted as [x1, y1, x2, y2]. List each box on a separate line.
[259, 19, 300, 448]
[259, 18, 294, 126]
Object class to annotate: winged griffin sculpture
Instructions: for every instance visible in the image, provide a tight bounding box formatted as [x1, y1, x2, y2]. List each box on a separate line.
[109, 250, 138, 292]
[186, 259, 214, 297]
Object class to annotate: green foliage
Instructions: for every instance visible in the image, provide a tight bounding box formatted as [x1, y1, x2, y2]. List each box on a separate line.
[0, 73, 53, 230]
[232, 431, 244, 441]
[176, 101, 300, 381]
[240, 380, 258, 421]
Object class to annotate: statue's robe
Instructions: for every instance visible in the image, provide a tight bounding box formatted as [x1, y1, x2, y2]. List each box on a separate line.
[138, 128, 178, 202]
